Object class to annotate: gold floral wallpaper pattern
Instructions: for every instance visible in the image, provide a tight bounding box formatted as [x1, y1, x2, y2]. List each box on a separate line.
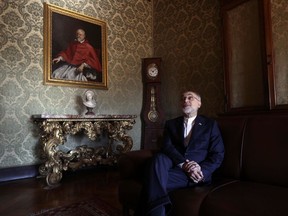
[153, 0, 224, 119]
[0, 0, 153, 168]
[271, 0, 288, 105]
[1, 0, 229, 169]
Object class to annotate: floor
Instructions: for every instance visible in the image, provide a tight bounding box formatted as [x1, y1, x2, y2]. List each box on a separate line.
[0, 167, 122, 216]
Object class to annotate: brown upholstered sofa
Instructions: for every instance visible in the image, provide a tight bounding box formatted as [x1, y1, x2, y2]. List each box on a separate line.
[118, 114, 288, 216]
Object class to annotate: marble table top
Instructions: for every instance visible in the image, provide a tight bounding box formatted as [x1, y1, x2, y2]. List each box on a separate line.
[31, 114, 137, 121]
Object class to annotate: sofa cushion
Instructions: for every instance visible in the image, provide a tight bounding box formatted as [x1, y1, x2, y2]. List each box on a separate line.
[242, 115, 288, 187]
[169, 178, 237, 216]
[200, 181, 288, 216]
[169, 186, 212, 216]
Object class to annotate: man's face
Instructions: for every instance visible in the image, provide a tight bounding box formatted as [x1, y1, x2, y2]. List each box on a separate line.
[76, 29, 85, 42]
[181, 91, 201, 117]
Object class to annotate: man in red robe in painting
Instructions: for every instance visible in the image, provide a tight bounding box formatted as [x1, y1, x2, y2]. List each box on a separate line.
[52, 28, 102, 82]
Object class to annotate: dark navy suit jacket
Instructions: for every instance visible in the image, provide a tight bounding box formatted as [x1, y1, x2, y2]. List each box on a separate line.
[161, 115, 225, 182]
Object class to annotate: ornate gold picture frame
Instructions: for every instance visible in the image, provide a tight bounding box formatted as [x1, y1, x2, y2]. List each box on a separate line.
[43, 3, 108, 89]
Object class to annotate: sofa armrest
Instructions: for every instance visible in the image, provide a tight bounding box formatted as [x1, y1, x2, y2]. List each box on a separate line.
[118, 149, 155, 180]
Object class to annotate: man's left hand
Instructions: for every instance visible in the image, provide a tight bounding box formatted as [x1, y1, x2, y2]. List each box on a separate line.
[182, 160, 204, 183]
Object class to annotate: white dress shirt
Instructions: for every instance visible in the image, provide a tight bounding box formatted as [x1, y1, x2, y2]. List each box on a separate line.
[184, 116, 196, 147]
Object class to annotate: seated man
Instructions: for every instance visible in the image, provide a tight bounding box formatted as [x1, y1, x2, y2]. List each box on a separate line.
[137, 90, 225, 216]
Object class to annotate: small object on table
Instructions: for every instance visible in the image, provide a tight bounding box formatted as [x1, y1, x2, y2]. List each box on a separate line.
[83, 90, 96, 115]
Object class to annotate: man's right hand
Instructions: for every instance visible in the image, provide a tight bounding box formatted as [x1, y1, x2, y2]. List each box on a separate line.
[182, 160, 204, 183]
[52, 56, 62, 64]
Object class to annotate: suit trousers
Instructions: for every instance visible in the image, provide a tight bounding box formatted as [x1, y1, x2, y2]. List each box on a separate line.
[139, 153, 196, 216]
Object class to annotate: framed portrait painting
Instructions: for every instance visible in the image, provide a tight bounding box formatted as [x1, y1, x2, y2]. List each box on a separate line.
[43, 3, 108, 89]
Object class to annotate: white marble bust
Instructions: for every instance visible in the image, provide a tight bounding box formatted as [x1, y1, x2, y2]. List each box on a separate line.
[83, 90, 96, 109]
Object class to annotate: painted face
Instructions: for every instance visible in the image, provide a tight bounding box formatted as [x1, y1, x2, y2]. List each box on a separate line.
[181, 91, 201, 117]
[76, 29, 85, 42]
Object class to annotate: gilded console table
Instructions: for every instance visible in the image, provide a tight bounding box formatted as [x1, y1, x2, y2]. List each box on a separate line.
[32, 114, 136, 186]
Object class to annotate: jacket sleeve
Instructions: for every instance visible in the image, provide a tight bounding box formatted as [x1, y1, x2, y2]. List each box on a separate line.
[199, 120, 225, 180]
[161, 121, 186, 165]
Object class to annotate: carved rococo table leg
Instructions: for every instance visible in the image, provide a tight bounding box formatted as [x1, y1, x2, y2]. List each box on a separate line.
[38, 121, 66, 186]
[107, 119, 135, 155]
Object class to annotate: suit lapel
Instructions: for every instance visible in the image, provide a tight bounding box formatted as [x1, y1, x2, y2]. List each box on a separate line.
[175, 116, 185, 145]
[174, 116, 184, 145]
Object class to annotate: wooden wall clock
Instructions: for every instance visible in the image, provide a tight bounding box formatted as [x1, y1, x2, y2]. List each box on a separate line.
[141, 57, 165, 150]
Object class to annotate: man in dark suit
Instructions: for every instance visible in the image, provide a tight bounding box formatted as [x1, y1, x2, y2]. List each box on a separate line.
[140, 90, 225, 216]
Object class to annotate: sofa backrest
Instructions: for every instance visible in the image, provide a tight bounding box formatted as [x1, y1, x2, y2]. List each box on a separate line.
[217, 116, 247, 179]
[217, 114, 288, 187]
[242, 115, 288, 187]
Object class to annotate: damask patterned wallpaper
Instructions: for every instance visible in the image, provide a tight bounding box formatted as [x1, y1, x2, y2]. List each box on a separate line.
[154, 0, 225, 119]
[0, 0, 153, 168]
[0, 0, 230, 169]
[271, 0, 288, 105]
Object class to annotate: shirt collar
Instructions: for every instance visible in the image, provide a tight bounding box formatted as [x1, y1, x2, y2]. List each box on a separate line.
[184, 116, 197, 124]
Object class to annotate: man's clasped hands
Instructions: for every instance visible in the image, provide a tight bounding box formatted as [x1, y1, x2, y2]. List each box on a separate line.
[182, 160, 204, 183]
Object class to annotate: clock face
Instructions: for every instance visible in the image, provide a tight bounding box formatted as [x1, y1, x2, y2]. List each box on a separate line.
[148, 110, 159, 122]
[147, 63, 158, 78]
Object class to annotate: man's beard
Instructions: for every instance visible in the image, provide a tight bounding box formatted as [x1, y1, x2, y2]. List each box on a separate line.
[182, 106, 196, 116]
